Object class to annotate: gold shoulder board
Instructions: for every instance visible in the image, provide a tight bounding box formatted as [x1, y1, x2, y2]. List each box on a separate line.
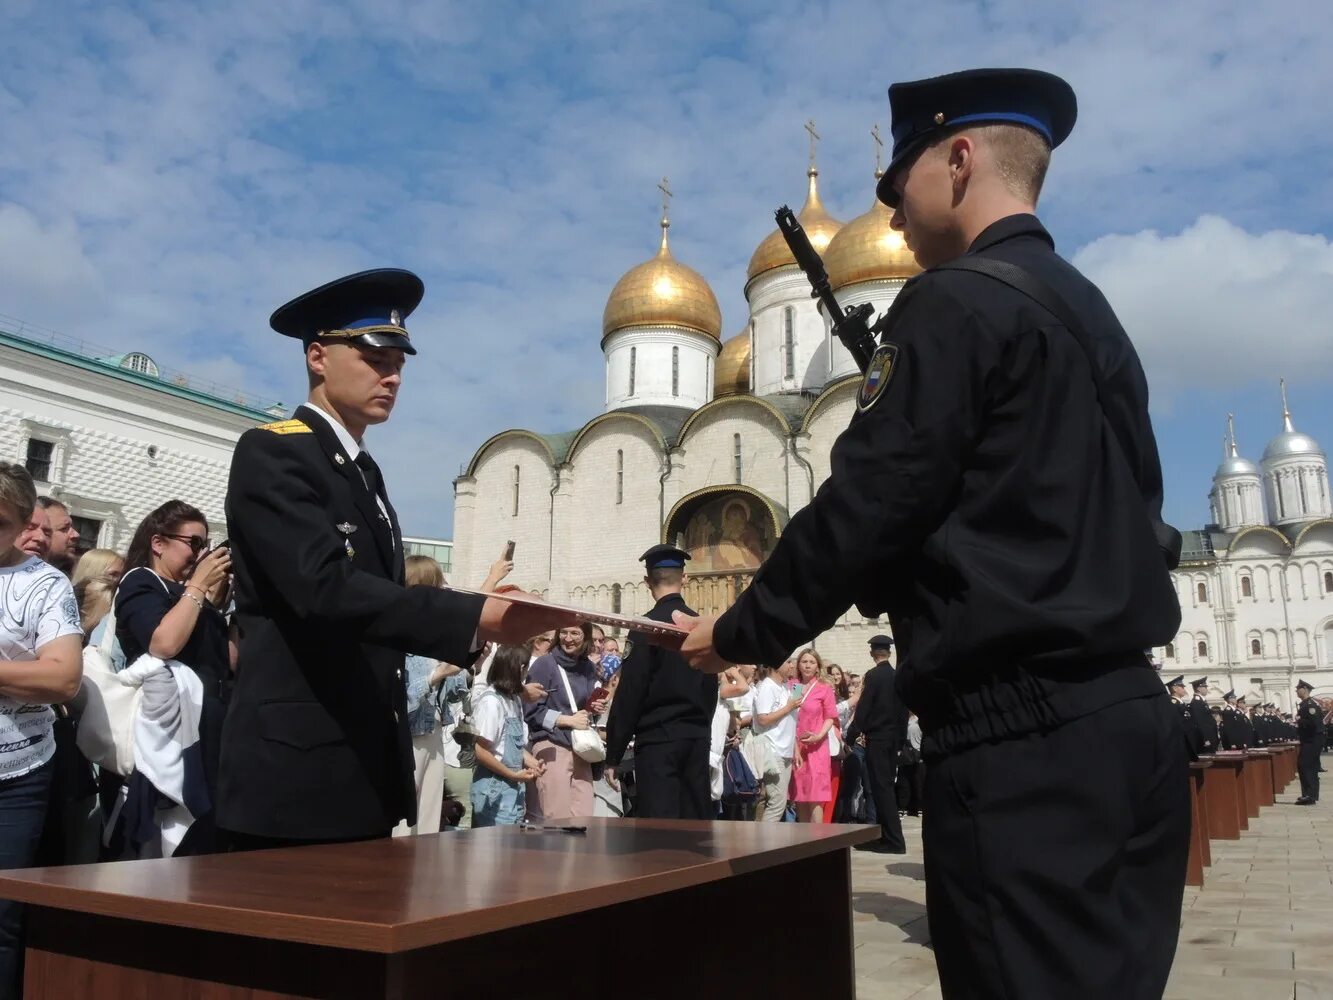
[258, 419, 312, 435]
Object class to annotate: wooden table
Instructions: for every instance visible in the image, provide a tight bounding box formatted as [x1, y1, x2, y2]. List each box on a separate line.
[1211, 752, 1250, 833]
[1199, 755, 1242, 840]
[0, 819, 879, 998]
[1245, 750, 1275, 809]
[1186, 760, 1212, 886]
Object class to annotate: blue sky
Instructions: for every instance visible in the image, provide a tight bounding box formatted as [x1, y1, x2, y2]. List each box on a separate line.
[2, 0, 1331, 538]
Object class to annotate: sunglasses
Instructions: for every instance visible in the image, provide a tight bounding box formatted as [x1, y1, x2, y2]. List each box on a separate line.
[163, 533, 209, 555]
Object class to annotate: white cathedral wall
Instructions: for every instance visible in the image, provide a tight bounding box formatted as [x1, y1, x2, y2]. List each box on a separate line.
[1265, 460, 1332, 526]
[0, 345, 262, 548]
[456, 438, 555, 595]
[670, 403, 792, 511]
[821, 278, 909, 385]
[604, 327, 718, 412]
[556, 420, 665, 591]
[747, 268, 828, 397]
[804, 384, 858, 492]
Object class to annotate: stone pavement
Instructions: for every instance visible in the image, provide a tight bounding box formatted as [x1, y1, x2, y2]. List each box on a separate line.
[848, 756, 1333, 1000]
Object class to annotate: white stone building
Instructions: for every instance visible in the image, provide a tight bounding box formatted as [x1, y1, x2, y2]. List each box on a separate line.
[453, 159, 923, 667]
[0, 321, 281, 551]
[1159, 388, 1333, 709]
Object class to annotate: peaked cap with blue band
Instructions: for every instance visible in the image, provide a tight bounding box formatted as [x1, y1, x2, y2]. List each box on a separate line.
[640, 544, 690, 571]
[270, 268, 424, 355]
[876, 68, 1078, 208]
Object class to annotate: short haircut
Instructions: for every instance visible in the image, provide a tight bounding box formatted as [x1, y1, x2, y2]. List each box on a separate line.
[647, 566, 683, 588]
[36, 495, 67, 513]
[405, 554, 444, 589]
[972, 123, 1051, 203]
[0, 463, 39, 523]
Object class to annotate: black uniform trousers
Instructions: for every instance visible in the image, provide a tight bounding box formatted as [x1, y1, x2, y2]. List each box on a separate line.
[865, 736, 906, 851]
[1298, 740, 1321, 802]
[923, 695, 1189, 1000]
[633, 738, 711, 819]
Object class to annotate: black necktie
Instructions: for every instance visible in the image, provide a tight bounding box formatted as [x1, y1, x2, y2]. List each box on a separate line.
[355, 452, 383, 500]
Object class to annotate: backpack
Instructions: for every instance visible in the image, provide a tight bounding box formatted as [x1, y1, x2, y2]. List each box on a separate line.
[722, 746, 760, 802]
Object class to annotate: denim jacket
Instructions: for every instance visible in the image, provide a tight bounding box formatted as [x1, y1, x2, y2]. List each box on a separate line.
[405, 655, 469, 736]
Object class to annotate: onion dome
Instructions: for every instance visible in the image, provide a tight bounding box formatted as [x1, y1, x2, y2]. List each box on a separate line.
[1262, 379, 1324, 462]
[714, 329, 751, 397]
[602, 215, 722, 341]
[823, 192, 921, 290]
[746, 167, 844, 284]
[1216, 413, 1259, 477]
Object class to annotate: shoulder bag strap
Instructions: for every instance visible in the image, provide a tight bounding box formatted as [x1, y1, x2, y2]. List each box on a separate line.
[556, 664, 579, 714]
[934, 256, 1182, 568]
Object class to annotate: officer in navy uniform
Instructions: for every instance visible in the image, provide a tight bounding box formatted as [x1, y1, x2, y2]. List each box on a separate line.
[1167, 676, 1200, 757]
[676, 70, 1186, 998]
[1295, 679, 1324, 805]
[604, 545, 716, 819]
[1220, 690, 1248, 750]
[845, 635, 909, 853]
[1190, 677, 1217, 754]
[220, 269, 567, 848]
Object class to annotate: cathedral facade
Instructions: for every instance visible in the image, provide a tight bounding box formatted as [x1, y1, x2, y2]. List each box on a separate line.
[1161, 395, 1333, 710]
[452, 160, 920, 668]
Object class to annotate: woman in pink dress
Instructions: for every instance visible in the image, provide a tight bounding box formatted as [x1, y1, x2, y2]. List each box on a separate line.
[790, 648, 839, 822]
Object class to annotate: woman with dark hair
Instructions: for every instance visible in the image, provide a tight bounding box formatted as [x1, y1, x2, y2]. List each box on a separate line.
[523, 622, 607, 820]
[113, 500, 232, 855]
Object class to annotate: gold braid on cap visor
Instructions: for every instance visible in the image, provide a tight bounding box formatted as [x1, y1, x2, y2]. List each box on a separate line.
[316, 324, 411, 343]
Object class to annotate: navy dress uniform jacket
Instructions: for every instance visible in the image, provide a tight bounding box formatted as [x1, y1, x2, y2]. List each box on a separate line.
[605, 592, 716, 766]
[713, 214, 1180, 752]
[218, 404, 485, 840]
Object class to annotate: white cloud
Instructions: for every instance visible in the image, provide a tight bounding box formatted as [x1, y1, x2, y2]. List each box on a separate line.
[1073, 216, 1333, 402]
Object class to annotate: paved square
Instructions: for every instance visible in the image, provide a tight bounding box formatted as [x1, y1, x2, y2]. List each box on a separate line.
[849, 762, 1332, 999]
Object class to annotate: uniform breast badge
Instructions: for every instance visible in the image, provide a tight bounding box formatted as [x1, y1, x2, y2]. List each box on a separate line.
[336, 523, 357, 535]
[857, 343, 900, 412]
[344, 538, 356, 560]
[334, 453, 346, 465]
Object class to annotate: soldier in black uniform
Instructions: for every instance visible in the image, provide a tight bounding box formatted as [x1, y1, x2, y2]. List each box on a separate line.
[219, 270, 568, 847]
[1167, 676, 1199, 757]
[604, 545, 715, 819]
[1190, 677, 1217, 754]
[1294, 679, 1324, 805]
[1236, 695, 1257, 747]
[676, 69, 1186, 998]
[1220, 690, 1248, 750]
[845, 635, 908, 853]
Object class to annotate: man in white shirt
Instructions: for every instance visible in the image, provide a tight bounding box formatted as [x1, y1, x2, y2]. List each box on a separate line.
[750, 658, 801, 822]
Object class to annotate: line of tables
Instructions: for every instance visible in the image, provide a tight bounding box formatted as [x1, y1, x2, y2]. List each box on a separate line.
[1185, 742, 1300, 886]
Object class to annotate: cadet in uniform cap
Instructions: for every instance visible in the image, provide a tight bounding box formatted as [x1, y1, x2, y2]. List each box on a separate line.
[604, 545, 716, 819]
[845, 631, 909, 852]
[1166, 677, 1200, 758]
[868, 634, 895, 650]
[1295, 679, 1324, 804]
[677, 68, 1186, 998]
[219, 270, 570, 848]
[1190, 677, 1217, 754]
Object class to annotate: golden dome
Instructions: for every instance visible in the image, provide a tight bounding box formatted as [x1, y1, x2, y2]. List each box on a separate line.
[602, 220, 722, 341]
[746, 168, 844, 285]
[714, 328, 751, 397]
[824, 194, 921, 290]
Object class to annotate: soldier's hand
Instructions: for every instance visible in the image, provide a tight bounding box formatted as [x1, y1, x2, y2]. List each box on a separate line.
[674, 612, 730, 674]
[477, 589, 582, 645]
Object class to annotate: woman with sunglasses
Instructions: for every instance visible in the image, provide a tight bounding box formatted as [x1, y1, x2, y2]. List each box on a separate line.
[112, 500, 232, 855]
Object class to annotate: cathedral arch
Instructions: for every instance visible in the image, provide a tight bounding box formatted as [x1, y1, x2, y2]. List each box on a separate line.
[1264, 629, 1279, 656]
[1294, 628, 1311, 658]
[675, 394, 794, 447]
[565, 411, 668, 464]
[799, 376, 860, 433]
[1228, 525, 1292, 558]
[464, 429, 562, 478]
[1248, 633, 1261, 658]
[1292, 518, 1333, 552]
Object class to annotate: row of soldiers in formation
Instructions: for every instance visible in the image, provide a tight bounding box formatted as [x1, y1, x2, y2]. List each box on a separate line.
[1167, 675, 1299, 756]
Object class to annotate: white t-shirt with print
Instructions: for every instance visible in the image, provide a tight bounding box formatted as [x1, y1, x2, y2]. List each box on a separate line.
[752, 676, 796, 760]
[0, 556, 82, 780]
[472, 687, 527, 750]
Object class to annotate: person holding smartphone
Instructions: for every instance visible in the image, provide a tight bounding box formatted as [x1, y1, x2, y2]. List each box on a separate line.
[114, 500, 234, 855]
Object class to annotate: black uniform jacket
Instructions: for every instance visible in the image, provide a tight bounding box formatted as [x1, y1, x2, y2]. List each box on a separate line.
[218, 404, 485, 840]
[845, 661, 908, 745]
[1298, 697, 1326, 743]
[605, 593, 716, 766]
[1190, 694, 1217, 753]
[713, 215, 1180, 752]
[1220, 706, 1249, 750]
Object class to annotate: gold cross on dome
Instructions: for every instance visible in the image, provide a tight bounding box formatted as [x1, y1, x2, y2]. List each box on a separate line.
[657, 176, 673, 222]
[805, 119, 820, 168]
[871, 123, 884, 175]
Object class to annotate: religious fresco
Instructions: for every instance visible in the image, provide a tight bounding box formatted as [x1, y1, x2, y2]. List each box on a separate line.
[677, 493, 774, 573]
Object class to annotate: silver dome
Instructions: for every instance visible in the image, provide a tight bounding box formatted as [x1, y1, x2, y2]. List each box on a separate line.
[1262, 431, 1325, 463]
[1215, 455, 1260, 477]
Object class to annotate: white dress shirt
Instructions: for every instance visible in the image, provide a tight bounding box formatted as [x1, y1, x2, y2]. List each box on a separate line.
[303, 402, 393, 549]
